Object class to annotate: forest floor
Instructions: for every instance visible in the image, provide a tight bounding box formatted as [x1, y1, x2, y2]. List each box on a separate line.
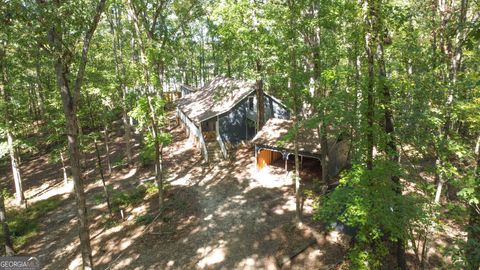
[0, 113, 464, 269]
[1, 115, 348, 270]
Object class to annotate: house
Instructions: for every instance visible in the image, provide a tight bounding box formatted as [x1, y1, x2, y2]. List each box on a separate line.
[176, 77, 290, 161]
[252, 118, 349, 179]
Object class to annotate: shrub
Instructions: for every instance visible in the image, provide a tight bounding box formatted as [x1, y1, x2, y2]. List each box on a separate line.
[135, 214, 154, 225]
[314, 161, 424, 268]
[110, 186, 147, 212]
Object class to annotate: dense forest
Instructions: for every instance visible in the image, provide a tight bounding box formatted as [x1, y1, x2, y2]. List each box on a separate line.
[0, 0, 479, 269]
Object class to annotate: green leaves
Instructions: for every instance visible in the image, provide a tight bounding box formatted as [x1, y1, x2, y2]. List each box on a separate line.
[315, 161, 424, 268]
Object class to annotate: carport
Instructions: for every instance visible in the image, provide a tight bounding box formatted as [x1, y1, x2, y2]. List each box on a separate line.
[252, 118, 349, 179]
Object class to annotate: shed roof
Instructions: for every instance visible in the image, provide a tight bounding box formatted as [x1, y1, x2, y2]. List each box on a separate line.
[177, 77, 256, 123]
[252, 118, 335, 155]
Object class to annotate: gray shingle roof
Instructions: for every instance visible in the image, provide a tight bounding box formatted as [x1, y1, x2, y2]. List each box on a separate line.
[176, 77, 255, 124]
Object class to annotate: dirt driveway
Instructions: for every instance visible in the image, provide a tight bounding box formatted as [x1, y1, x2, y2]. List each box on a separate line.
[20, 122, 347, 270]
[100, 127, 347, 269]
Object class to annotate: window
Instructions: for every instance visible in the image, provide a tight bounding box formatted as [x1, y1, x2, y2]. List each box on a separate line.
[248, 97, 254, 111]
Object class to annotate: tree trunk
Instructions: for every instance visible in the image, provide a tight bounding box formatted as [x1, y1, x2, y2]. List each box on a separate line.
[34, 48, 46, 119]
[227, 59, 231, 77]
[364, 0, 376, 171]
[94, 137, 113, 217]
[378, 38, 406, 269]
[55, 60, 93, 269]
[47, 0, 107, 268]
[255, 59, 265, 132]
[85, 92, 113, 217]
[434, 156, 444, 203]
[294, 122, 302, 222]
[104, 125, 112, 175]
[319, 122, 329, 184]
[7, 131, 25, 206]
[1, 44, 25, 207]
[0, 195, 14, 256]
[287, 0, 301, 222]
[466, 134, 480, 269]
[155, 144, 165, 212]
[109, 8, 133, 165]
[123, 105, 133, 165]
[60, 151, 69, 187]
[128, 0, 165, 210]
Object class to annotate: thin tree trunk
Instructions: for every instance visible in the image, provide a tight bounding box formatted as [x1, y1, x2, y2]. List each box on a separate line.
[109, 8, 133, 165]
[123, 105, 133, 165]
[35, 47, 46, 119]
[255, 59, 265, 132]
[287, 0, 302, 223]
[128, 0, 165, 210]
[104, 125, 112, 175]
[434, 156, 443, 203]
[1, 44, 25, 207]
[0, 195, 14, 256]
[378, 38, 406, 269]
[94, 136, 113, 217]
[60, 151, 69, 187]
[7, 131, 25, 206]
[85, 93, 113, 217]
[55, 60, 93, 269]
[227, 59, 231, 77]
[466, 134, 480, 269]
[364, 0, 376, 171]
[251, 0, 265, 131]
[47, 0, 107, 268]
[156, 145, 165, 212]
[319, 122, 329, 184]
[294, 121, 302, 222]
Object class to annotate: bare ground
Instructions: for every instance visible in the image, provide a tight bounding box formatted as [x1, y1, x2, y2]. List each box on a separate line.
[0, 115, 462, 269]
[1, 118, 348, 270]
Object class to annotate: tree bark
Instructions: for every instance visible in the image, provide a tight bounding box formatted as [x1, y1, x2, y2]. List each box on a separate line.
[365, 0, 377, 170]
[466, 134, 480, 269]
[0, 43, 25, 207]
[55, 59, 94, 269]
[47, 0, 107, 268]
[378, 38, 406, 270]
[255, 59, 265, 131]
[294, 121, 302, 222]
[6, 132, 25, 206]
[128, 0, 165, 210]
[0, 195, 14, 256]
[109, 7, 133, 165]
[104, 125, 112, 175]
[86, 93, 113, 217]
[60, 151, 69, 187]
[94, 136, 113, 217]
[34, 47, 46, 119]
[287, 0, 302, 222]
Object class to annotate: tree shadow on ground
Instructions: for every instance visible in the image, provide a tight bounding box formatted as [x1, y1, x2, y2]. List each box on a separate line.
[18, 115, 347, 270]
[94, 145, 346, 270]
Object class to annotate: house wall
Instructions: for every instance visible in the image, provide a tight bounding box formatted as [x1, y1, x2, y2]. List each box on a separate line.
[218, 93, 290, 144]
[177, 108, 208, 160]
[219, 96, 249, 143]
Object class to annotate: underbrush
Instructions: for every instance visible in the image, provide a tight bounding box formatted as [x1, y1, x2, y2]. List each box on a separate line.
[0, 196, 62, 251]
[94, 182, 160, 221]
